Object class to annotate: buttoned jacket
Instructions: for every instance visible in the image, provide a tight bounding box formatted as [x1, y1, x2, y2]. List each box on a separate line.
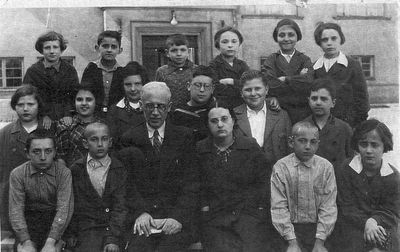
[120, 122, 198, 226]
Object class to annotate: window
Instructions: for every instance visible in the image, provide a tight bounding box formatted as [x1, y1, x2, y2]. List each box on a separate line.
[260, 57, 268, 70]
[351, 55, 375, 79]
[335, 3, 390, 20]
[37, 56, 75, 66]
[0, 58, 24, 88]
[241, 4, 300, 19]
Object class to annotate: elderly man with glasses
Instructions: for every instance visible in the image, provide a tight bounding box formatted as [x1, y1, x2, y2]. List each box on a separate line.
[119, 81, 199, 252]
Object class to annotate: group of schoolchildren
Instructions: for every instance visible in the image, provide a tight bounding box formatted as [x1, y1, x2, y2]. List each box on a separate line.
[0, 17, 398, 252]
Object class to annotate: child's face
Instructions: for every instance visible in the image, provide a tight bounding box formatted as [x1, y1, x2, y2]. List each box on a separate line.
[167, 44, 189, 66]
[308, 88, 335, 117]
[27, 138, 56, 170]
[75, 90, 96, 118]
[188, 75, 214, 106]
[123, 75, 143, 103]
[358, 129, 384, 170]
[289, 128, 319, 162]
[208, 107, 234, 139]
[218, 31, 240, 58]
[42, 40, 62, 63]
[320, 29, 341, 58]
[241, 78, 268, 111]
[84, 126, 112, 159]
[15, 95, 39, 123]
[96, 37, 121, 62]
[277, 25, 298, 53]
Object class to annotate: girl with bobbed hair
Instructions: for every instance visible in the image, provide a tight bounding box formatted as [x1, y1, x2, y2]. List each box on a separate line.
[333, 119, 400, 252]
[209, 26, 250, 109]
[106, 61, 148, 150]
[313, 22, 370, 128]
[261, 18, 314, 124]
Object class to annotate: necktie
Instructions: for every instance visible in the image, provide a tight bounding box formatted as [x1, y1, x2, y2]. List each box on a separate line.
[153, 129, 162, 154]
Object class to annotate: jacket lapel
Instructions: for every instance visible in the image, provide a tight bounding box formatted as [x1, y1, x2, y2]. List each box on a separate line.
[263, 108, 279, 145]
[235, 105, 252, 137]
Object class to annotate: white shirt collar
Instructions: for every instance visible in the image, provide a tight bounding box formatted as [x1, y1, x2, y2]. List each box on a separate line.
[313, 51, 348, 70]
[146, 122, 166, 139]
[349, 154, 394, 176]
[87, 153, 111, 167]
[246, 102, 267, 117]
[116, 98, 140, 109]
[280, 49, 296, 58]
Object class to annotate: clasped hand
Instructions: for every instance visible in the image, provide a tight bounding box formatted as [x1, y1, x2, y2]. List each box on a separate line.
[133, 213, 182, 237]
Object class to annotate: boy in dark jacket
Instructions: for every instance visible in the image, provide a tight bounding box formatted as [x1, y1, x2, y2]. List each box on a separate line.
[302, 78, 353, 171]
[172, 65, 217, 142]
[66, 122, 127, 252]
[81, 30, 124, 117]
[23, 31, 79, 129]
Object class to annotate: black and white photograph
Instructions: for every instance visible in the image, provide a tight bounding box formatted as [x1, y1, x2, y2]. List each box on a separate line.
[0, 0, 399, 251]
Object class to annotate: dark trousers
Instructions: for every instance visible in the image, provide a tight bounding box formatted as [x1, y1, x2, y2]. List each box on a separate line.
[23, 209, 56, 249]
[74, 228, 118, 252]
[290, 223, 317, 252]
[201, 211, 279, 252]
[126, 230, 192, 252]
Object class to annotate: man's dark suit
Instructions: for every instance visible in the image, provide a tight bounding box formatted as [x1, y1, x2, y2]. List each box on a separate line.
[119, 121, 199, 252]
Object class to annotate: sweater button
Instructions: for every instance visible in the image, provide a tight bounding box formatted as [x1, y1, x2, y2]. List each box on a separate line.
[105, 208, 110, 212]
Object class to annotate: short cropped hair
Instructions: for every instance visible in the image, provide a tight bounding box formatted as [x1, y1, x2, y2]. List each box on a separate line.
[97, 30, 122, 47]
[192, 65, 217, 82]
[84, 122, 110, 139]
[352, 119, 393, 153]
[214, 26, 244, 49]
[273, 18, 302, 42]
[165, 34, 189, 48]
[25, 129, 56, 151]
[314, 22, 346, 46]
[291, 121, 319, 138]
[10, 84, 44, 115]
[35, 31, 67, 54]
[309, 78, 337, 100]
[141, 82, 171, 102]
[121, 61, 150, 84]
[239, 70, 268, 89]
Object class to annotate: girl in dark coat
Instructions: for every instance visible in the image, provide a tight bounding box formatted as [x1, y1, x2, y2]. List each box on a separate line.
[261, 19, 314, 124]
[313, 22, 369, 128]
[334, 119, 400, 252]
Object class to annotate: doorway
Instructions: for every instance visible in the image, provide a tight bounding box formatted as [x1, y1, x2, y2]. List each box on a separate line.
[142, 35, 199, 80]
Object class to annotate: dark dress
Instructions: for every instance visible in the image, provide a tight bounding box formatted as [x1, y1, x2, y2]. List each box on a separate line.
[23, 59, 79, 120]
[209, 54, 249, 109]
[197, 136, 279, 251]
[106, 99, 145, 150]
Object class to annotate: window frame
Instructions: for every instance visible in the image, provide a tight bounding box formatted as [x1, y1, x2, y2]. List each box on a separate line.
[351, 55, 375, 80]
[0, 57, 24, 88]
